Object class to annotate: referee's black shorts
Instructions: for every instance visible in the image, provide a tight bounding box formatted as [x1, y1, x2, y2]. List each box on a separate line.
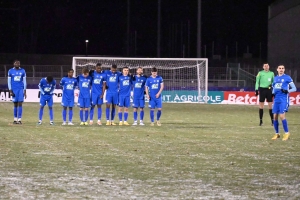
[259, 87, 273, 102]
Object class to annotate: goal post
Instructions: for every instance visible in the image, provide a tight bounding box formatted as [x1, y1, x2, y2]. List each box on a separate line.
[72, 57, 208, 103]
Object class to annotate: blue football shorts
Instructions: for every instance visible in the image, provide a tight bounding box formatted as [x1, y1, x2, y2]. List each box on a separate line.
[78, 97, 91, 108]
[149, 97, 162, 109]
[11, 89, 24, 103]
[40, 94, 53, 107]
[106, 92, 118, 105]
[119, 96, 130, 107]
[272, 101, 289, 114]
[91, 93, 103, 105]
[132, 98, 145, 108]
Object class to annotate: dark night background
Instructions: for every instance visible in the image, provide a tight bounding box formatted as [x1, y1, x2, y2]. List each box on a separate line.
[0, 0, 276, 59]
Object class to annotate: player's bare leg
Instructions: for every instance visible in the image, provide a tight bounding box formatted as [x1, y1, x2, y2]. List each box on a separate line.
[259, 102, 264, 126]
[268, 102, 273, 126]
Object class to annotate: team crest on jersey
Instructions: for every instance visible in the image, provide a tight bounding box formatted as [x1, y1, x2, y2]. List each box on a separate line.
[281, 79, 284, 82]
[109, 76, 116, 82]
[44, 87, 51, 92]
[82, 82, 89, 87]
[14, 76, 21, 81]
[123, 80, 130, 85]
[152, 84, 159, 89]
[66, 84, 74, 89]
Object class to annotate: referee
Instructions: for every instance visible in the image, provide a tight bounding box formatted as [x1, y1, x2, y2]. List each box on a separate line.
[255, 63, 274, 126]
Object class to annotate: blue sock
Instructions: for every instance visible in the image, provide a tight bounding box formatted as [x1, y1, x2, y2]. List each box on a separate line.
[39, 107, 44, 121]
[85, 110, 88, 122]
[157, 110, 161, 120]
[49, 107, 53, 121]
[118, 112, 122, 121]
[133, 111, 137, 121]
[17, 106, 22, 119]
[98, 107, 102, 120]
[150, 110, 154, 122]
[282, 119, 289, 133]
[273, 120, 279, 133]
[62, 109, 67, 122]
[140, 110, 144, 121]
[106, 108, 110, 120]
[90, 106, 94, 121]
[80, 110, 83, 121]
[69, 109, 73, 122]
[111, 108, 116, 120]
[124, 112, 128, 121]
[14, 107, 17, 118]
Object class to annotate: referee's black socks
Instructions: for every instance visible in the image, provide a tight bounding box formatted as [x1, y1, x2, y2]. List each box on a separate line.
[259, 109, 263, 120]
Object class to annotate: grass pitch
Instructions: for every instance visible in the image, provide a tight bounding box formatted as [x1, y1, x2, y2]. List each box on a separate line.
[0, 103, 300, 199]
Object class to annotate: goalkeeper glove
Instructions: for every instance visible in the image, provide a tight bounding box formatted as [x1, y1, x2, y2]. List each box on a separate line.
[281, 89, 288, 94]
[255, 90, 259, 96]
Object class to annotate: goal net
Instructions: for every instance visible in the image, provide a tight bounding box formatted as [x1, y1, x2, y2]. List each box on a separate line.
[72, 57, 208, 103]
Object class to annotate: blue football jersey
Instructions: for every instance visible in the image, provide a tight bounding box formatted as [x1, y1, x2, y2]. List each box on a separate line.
[146, 76, 164, 98]
[60, 77, 78, 99]
[77, 75, 92, 98]
[119, 75, 132, 97]
[91, 70, 106, 95]
[105, 70, 121, 94]
[272, 74, 293, 102]
[38, 78, 56, 95]
[132, 75, 147, 99]
[8, 68, 26, 90]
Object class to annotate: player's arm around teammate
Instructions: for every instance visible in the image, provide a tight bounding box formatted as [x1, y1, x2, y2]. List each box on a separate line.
[271, 65, 296, 141]
[117, 67, 131, 125]
[145, 67, 164, 126]
[89, 63, 106, 125]
[255, 63, 274, 126]
[7, 60, 27, 124]
[77, 68, 92, 125]
[132, 67, 147, 126]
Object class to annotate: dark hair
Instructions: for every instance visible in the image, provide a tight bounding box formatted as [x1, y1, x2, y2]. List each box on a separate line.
[46, 76, 53, 82]
[112, 64, 117, 69]
[96, 63, 102, 67]
[123, 66, 129, 70]
[82, 68, 89, 74]
[13, 60, 20, 64]
[151, 67, 158, 72]
[277, 64, 285, 68]
[137, 67, 143, 70]
[68, 69, 74, 72]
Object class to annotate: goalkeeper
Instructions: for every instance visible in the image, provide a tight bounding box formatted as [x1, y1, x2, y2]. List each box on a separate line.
[255, 63, 274, 126]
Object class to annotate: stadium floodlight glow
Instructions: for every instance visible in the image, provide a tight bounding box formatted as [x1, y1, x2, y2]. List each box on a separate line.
[85, 40, 89, 56]
[72, 57, 208, 103]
